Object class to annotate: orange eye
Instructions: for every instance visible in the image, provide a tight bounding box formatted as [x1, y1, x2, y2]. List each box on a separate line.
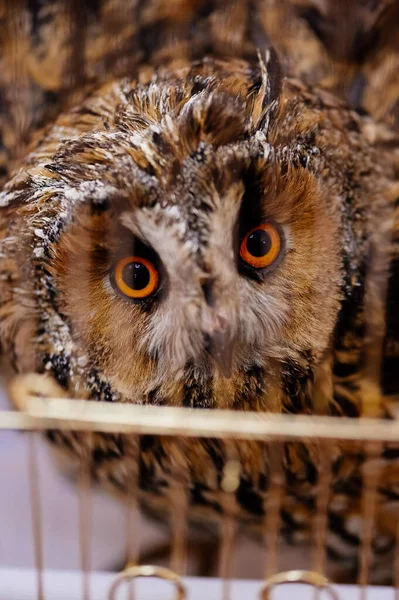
[113, 256, 159, 299]
[240, 223, 281, 269]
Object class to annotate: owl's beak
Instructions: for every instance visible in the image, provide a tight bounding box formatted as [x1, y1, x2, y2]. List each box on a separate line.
[200, 278, 234, 378]
[203, 311, 234, 378]
[207, 329, 234, 378]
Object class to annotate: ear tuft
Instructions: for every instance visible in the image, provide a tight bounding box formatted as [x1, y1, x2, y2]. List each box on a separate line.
[178, 90, 248, 152]
[252, 46, 283, 132]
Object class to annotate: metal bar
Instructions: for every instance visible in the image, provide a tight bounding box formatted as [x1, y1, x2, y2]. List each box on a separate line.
[358, 443, 382, 600]
[78, 434, 92, 600]
[264, 442, 284, 579]
[169, 440, 189, 576]
[395, 513, 399, 600]
[312, 442, 332, 600]
[218, 446, 240, 600]
[27, 433, 44, 600]
[218, 513, 237, 600]
[5, 399, 399, 443]
[124, 436, 140, 600]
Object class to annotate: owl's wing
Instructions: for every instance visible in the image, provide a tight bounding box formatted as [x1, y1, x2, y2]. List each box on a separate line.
[1, 0, 399, 182]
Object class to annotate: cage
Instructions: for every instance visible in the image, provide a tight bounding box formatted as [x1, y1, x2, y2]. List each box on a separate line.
[0, 373, 398, 599]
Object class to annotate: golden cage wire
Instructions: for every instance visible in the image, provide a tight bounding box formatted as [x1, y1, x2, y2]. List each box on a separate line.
[1, 374, 399, 600]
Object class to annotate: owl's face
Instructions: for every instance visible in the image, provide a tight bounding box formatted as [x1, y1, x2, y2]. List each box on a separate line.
[1, 60, 343, 410]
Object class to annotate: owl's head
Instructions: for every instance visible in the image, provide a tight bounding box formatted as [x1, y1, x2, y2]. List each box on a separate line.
[1, 57, 345, 411]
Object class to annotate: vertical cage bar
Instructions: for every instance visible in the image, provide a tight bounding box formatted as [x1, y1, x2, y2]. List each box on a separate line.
[169, 440, 189, 576]
[28, 433, 44, 600]
[218, 443, 240, 600]
[358, 442, 382, 600]
[218, 510, 237, 600]
[124, 435, 141, 600]
[264, 441, 284, 579]
[395, 514, 399, 600]
[78, 432, 93, 600]
[312, 441, 332, 600]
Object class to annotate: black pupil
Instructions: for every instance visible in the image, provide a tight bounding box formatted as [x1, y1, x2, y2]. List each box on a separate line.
[246, 229, 271, 257]
[122, 262, 150, 291]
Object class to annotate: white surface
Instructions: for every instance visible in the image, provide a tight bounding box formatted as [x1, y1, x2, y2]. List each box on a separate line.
[0, 382, 168, 571]
[0, 569, 392, 600]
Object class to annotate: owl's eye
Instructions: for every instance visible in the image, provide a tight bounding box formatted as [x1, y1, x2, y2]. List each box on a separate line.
[240, 223, 281, 269]
[113, 256, 159, 299]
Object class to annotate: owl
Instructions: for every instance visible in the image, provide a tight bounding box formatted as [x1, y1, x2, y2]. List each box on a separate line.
[1, 0, 399, 577]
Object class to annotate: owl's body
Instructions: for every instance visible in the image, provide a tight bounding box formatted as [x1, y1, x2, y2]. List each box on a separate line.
[1, 0, 399, 575]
